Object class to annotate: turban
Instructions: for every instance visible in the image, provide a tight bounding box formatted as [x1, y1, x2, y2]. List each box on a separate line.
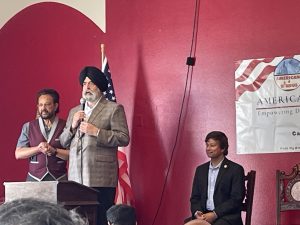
[79, 66, 108, 92]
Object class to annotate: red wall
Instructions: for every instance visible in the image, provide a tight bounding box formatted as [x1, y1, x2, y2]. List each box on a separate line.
[1, 1, 300, 225]
[0, 1, 106, 200]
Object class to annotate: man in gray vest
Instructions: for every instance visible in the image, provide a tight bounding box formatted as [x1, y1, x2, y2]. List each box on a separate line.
[15, 88, 69, 181]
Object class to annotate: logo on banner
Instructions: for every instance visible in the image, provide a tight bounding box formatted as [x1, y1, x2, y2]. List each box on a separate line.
[274, 58, 300, 91]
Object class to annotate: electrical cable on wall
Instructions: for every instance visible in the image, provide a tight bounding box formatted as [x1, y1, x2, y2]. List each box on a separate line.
[151, 0, 201, 224]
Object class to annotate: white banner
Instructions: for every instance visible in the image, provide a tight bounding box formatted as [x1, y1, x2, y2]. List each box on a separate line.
[235, 55, 300, 154]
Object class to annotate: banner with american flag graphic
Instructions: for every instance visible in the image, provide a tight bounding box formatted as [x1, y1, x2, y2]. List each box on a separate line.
[235, 55, 300, 154]
[101, 56, 135, 205]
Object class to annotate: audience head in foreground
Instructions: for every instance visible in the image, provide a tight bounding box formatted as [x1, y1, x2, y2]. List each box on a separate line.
[0, 198, 87, 225]
[185, 219, 211, 225]
[107, 204, 136, 225]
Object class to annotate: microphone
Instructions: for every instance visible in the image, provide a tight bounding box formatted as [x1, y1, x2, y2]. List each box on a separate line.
[78, 98, 86, 139]
[80, 98, 86, 111]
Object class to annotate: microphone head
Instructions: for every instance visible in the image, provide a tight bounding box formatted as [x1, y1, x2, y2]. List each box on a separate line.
[80, 98, 86, 105]
[80, 98, 86, 110]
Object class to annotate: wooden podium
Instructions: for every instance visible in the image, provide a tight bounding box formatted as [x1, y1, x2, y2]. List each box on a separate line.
[4, 181, 99, 225]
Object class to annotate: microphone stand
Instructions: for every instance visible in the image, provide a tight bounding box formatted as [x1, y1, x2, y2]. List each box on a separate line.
[78, 98, 85, 185]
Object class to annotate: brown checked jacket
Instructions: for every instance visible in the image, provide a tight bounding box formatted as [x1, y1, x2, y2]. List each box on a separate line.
[60, 97, 130, 187]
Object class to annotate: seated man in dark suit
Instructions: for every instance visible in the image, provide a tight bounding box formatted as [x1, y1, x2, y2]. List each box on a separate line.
[187, 131, 245, 225]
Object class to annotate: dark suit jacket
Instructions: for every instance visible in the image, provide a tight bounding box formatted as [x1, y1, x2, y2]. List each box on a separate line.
[190, 158, 245, 225]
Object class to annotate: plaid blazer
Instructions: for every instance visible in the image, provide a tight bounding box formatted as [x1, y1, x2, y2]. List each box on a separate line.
[60, 97, 130, 187]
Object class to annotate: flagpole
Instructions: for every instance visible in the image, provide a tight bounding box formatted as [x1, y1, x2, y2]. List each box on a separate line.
[101, 43, 105, 66]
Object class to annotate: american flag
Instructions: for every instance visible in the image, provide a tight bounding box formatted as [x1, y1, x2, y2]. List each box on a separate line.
[102, 57, 116, 102]
[101, 56, 135, 206]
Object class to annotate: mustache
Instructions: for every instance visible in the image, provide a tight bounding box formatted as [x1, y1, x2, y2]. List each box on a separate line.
[84, 90, 94, 95]
[40, 110, 49, 114]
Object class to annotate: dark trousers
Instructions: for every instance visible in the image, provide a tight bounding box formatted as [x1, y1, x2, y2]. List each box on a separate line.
[93, 187, 116, 225]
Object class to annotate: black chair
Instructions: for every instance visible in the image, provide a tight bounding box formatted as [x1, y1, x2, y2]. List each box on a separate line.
[276, 164, 300, 225]
[184, 170, 256, 225]
[242, 170, 256, 225]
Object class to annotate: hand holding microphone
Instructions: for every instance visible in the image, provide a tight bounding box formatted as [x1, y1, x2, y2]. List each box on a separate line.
[72, 98, 99, 137]
[71, 98, 86, 130]
[78, 98, 99, 136]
